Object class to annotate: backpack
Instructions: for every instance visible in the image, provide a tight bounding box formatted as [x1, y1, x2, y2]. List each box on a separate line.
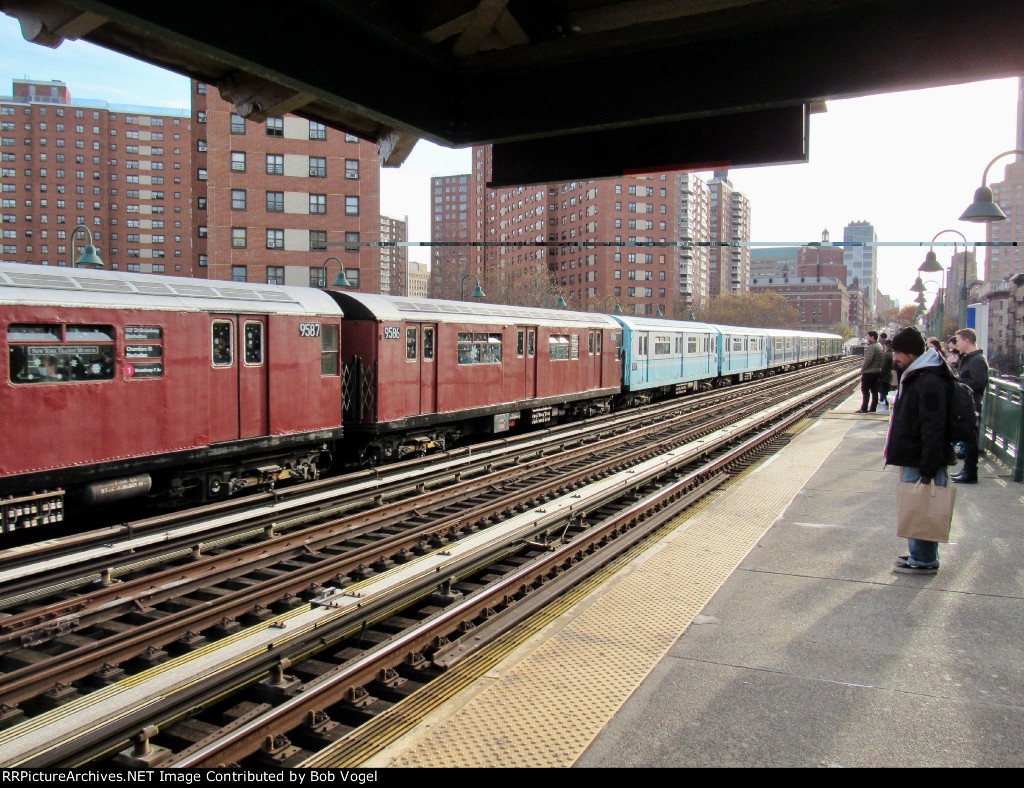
[948, 378, 979, 444]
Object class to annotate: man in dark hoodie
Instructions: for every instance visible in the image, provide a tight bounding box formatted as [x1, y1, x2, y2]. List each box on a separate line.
[885, 326, 957, 574]
[951, 327, 989, 484]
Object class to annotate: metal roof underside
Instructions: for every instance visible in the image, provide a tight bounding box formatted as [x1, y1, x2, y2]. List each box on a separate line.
[4, 0, 1024, 185]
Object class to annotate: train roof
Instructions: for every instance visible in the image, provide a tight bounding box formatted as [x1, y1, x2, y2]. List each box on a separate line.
[610, 315, 718, 334]
[0, 263, 341, 316]
[329, 292, 621, 330]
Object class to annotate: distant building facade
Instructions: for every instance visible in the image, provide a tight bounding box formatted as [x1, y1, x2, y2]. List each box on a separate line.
[429, 147, 743, 317]
[407, 260, 430, 299]
[1, 79, 192, 273]
[843, 220, 878, 318]
[380, 215, 407, 295]
[191, 79, 380, 290]
[708, 170, 751, 298]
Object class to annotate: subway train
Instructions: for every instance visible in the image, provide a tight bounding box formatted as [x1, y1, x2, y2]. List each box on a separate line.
[0, 263, 842, 530]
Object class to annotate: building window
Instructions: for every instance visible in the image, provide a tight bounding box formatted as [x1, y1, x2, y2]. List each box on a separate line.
[345, 196, 359, 216]
[309, 230, 327, 251]
[309, 194, 326, 214]
[198, 254, 208, 267]
[309, 156, 326, 177]
[266, 154, 283, 175]
[230, 114, 245, 134]
[345, 268, 359, 288]
[231, 227, 246, 248]
[266, 191, 283, 212]
[309, 121, 326, 140]
[230, 151, 246, 172]
[231, 189, 246, 210]
[345, 231, 359, 252]
[345, 159, 359, 180]
[310, 266, 325, 288]
[266, 117, 283, 137]
[266, 229, 284, 249]
[266, 266, 284, 285]
[231, 265, 247, 282]
[197, 168, 207, 181]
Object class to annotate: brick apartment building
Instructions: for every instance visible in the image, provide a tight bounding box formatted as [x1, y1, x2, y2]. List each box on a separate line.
[749, 241, 851, 330]
[1, 79, 191, 273]
[430, 145, 746, 317]
[191, 80, 381, 290]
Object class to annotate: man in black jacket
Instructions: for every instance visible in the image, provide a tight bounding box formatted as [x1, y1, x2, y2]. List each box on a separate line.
[885, 327, 957, 574]
[952, 328, 989, 484]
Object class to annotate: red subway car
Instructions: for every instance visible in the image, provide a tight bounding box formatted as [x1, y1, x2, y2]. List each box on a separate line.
[0, 263, 343, 527]
[329, 293, 622, 464]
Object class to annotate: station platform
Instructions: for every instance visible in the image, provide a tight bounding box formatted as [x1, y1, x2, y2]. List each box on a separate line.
[357, 391, 1024, 768]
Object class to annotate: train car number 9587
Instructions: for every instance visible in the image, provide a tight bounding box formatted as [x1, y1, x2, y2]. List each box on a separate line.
[383, 326, 401, 340]
[299, 322, 321, 338]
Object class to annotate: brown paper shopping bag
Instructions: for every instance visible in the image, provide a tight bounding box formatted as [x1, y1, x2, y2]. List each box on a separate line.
[896, 480, 956, 542]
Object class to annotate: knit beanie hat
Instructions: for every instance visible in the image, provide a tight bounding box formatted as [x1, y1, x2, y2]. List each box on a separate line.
[891, 326, 926, 355]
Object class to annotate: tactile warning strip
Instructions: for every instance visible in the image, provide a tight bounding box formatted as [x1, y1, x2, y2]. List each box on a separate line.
[369, 417, 854, 768]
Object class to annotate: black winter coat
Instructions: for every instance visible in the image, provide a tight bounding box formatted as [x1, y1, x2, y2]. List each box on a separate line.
[957, 349, 989, 412]
[885, 356, 957, 479]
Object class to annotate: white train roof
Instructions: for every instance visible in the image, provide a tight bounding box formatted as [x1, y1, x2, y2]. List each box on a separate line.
[330, 291, 621, 330]
[0, 262, 341, 316]
[611, 315, 718, 334]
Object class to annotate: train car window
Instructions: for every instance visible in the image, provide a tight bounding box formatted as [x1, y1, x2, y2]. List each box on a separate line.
[588, 331, 595, 355]
[776, 338, 783, 350]
[458, 332, 502, 364]
[406, 327, 418, 361]
[8, 322, 115, 383]
[527, 330, 536, 357]
[517, 330, 525, 357]
[731, 336, 742, 352]
[687, 337, 698, 354]
[212, 321, 233, 366]
[321, 324, 339, 375]
[244, 322, 264, 365]
[549, 334, 570, 361]
[613, 332, 622, 360]
[654, 336, 671, 355]
[596, 332, 602, 355]
[570, 334, 580, 360]
[423, 328, 435, 361]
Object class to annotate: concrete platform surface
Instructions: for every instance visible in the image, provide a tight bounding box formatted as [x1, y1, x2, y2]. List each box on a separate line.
[577, 393, 1024, 768]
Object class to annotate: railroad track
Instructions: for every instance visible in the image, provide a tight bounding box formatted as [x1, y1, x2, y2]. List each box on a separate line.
[0, 361, 858, 767]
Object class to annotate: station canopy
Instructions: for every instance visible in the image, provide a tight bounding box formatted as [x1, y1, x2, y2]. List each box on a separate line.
[4, 0, 1023, 185]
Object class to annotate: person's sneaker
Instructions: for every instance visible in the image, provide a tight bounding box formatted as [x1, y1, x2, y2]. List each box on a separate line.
[894, 564, 939, 574]
[894, 555, 910, 568]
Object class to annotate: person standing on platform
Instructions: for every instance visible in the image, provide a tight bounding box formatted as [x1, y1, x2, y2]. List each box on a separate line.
[952, 328, 989, 484]
[885, 327, 957, 574]
[857, 331, 883, 413]
[877, 339, 895, 412]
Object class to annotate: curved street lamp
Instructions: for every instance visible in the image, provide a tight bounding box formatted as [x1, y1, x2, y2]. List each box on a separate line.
[321, 256, 353, 288]
[960, 149, 1024, 222]
[71, 224, 104, 268]
[460, 273, 485, 301]
[603, 295, 622, 314]
[920, 228, 969, 329]
[547, 286, 567, 308]
[910, 275, 944, 337]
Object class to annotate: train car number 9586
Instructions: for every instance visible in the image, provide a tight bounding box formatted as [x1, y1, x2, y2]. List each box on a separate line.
[299, 322, 321, 338]
[383, 326, 401, 340]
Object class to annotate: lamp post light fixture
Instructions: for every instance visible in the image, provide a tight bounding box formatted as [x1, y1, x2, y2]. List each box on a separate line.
[920, 228, 969, 329]
[460, 273, 485, 301]
[71, 224, 104, 269]
[603, 295, 622, 314]
[321, 257, 353, 288]
[547, 286, 567, 308]
[959, 149, 1024, 223]
[910, 275, 944, 338]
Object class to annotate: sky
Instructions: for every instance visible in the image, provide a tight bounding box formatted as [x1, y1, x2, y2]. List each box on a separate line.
[2, 13, 1019, 310]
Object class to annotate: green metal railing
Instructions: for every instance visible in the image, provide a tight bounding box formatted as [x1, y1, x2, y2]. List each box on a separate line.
[982, 377, 1024, 482]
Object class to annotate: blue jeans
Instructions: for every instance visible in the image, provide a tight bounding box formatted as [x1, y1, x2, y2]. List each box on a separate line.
[901, 466, 948, 567]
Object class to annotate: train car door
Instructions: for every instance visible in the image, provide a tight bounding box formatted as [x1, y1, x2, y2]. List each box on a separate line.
[418, 324, 437, 414]
[209, 316, 269, 442]
[588, 329, 603, 388]
[238, 317, 269, 438]
[522, 327, 537, 399]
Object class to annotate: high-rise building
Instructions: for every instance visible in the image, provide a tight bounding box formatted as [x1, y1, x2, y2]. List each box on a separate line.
[708, 171, 751, 298]
[843, 220, 878, 317]
[191, 80, 380, 290]
[1, 79, 191, 273]
[380, 215, 407, 295]
[430, 146, 728, 317]
[986, 78, 1024, 283]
